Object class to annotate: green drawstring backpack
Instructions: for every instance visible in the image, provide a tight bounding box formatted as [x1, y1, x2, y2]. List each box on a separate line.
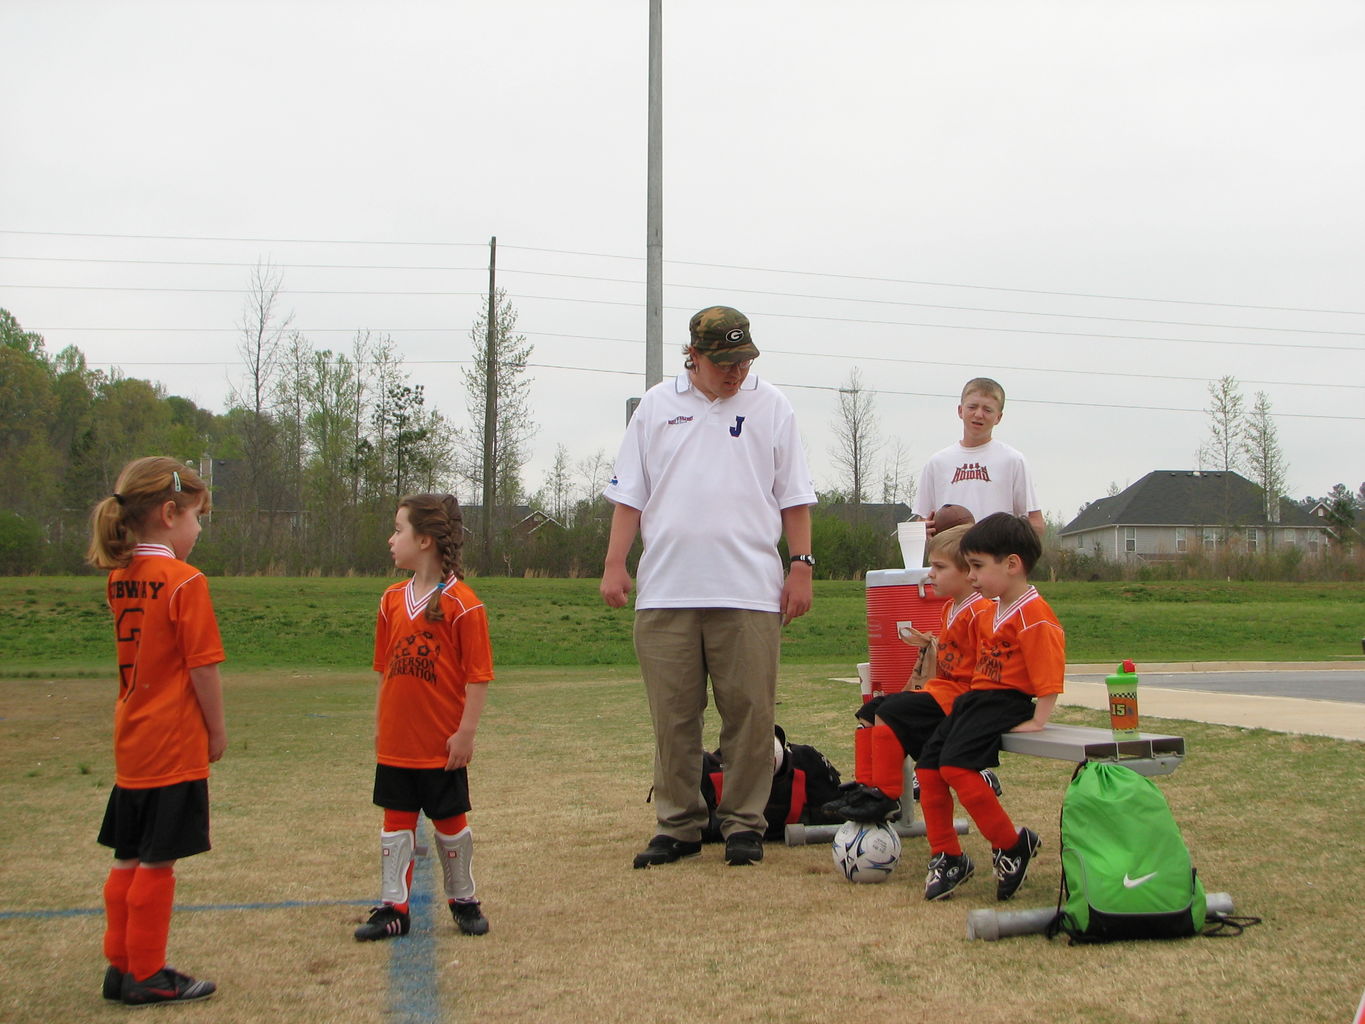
[1049, 761, 1207, 943]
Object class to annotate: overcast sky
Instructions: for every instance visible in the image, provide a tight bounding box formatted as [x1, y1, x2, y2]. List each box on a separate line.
[3, 0, 1362, 524]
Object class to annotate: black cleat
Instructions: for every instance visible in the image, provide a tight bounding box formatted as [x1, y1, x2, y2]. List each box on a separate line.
[924, 851, 975, 900]
[822, 783, 902, 823]
[450, 899, 489, 936]
[102, 965, 126, 1001]
[980, 767, 1003, 796]
[992, 827, 1041, 901]
[632, 834, 702, 869]
[354, 904, 411, 941]
[121, 966, 216, 1006]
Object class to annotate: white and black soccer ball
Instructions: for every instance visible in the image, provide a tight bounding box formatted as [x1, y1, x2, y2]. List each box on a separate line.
[831, 820, 901, 884]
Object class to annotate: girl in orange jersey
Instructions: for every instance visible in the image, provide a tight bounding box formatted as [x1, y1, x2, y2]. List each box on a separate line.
[355, 493, 494, 941]
[86, 457, 226, 1006]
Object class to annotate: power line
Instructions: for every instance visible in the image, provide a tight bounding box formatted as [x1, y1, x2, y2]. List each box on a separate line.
[5, 227, 1363, 316]
[26, 326, 1365, 391]
[0, 228, 485, 249]
[6, 254, 1360, 337]
[3, 283, 484, 298]
[67, 354, 1365, 420]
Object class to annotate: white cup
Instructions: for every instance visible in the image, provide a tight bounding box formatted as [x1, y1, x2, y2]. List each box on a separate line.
[897, 521, 927, 567]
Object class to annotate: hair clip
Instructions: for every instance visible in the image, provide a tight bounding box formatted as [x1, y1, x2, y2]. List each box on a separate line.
[435, 581, 447, 592]
[172, 471, 182, 492]
[113, 493, 126, 506]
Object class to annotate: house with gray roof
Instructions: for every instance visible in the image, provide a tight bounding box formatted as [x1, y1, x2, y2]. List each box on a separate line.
[1059, 470, 1326, 561]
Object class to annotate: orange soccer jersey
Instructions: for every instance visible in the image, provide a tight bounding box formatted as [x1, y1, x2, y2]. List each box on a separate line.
[107, 544, 226, 789]
[970, 586, 1066, 698]
[372, 577, 494, 769]
[922, 592, 994, 714]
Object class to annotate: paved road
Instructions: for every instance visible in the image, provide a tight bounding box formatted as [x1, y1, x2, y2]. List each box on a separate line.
[1068, 669, 1365, 705]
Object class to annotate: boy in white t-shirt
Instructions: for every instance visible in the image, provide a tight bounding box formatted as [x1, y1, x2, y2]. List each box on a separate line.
[913, 377, 1044, 537]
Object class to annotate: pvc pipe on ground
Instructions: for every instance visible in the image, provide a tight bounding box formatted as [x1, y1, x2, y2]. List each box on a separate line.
[785, 818, 969, 846]
[965, 892, 1235, 941]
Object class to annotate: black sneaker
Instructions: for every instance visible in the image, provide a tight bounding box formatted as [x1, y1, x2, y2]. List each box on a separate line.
[102, 965, 125, 1001]
[980, 768, 1003, 796]
[121, 966, 216, 1006]
[632, 834, 702, 869]
[450, 899, 489, 936]
[923, 851, 975, 901]
[823, 784, 901, 823]
[724, 830, 764, 866]
[992, 827, 1041, 901]
[354, 904, 411, 941]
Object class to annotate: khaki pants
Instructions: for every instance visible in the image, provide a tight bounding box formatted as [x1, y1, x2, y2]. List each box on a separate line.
[634, 608, 781, 841]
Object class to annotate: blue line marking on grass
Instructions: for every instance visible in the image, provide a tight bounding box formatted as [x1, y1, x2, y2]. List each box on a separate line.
[387, 824, 441, 1024]
[0, 898, 373, 920]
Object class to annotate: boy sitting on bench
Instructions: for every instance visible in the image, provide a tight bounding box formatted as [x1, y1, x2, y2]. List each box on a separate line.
[823, 524, 993, 823]
[916, 512, 1066, 902]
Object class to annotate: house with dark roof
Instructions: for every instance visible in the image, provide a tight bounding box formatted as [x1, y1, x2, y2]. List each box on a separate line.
[1059, 471, 1326, 561]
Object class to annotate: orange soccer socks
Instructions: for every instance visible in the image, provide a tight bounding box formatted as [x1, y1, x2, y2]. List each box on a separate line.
[124, 865, 176, 983]
[915, 767, 963, 856]
[940, 765, 1018, 850]
[867, 725, 905, 800]
[102, 865, 137, 973]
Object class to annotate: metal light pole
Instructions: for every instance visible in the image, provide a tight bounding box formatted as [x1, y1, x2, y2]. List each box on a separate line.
[645, 0, 663, 393]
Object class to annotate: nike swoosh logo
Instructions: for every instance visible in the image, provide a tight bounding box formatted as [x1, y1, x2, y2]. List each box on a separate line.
[1123, 872, 1158, 888]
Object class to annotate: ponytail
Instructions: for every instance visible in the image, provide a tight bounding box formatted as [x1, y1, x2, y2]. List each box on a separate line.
[86, 457, 210, 570]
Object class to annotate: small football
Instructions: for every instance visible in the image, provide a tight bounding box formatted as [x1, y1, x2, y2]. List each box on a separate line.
[933, 504, 975, 533]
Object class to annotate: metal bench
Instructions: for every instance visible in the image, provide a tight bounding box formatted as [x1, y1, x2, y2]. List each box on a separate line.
[785, 719, 1186, 846]
[1000, 723, 1185, 777]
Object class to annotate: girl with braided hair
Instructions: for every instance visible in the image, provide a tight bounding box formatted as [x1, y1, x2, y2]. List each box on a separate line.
[355, 493, 495, 941]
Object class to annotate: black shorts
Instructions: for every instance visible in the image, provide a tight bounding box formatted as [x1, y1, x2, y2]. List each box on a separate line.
[98, 780, 211, 863]
[916, 690, 1036, 772]
[858, 691, 946, 761]
[373, 764, 470, 819]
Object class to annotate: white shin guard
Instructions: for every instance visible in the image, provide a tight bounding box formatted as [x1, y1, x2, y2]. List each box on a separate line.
[379, 829, 416, 906]
[434, 826, 476, 902]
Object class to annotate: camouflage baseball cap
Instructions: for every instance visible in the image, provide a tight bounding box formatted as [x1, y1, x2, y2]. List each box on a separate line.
[689, 306, 760, 365]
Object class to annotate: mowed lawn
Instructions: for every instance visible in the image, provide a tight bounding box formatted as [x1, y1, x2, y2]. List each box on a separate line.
[2, 576, 1363, 674]
[1, 577, 1362, 1022]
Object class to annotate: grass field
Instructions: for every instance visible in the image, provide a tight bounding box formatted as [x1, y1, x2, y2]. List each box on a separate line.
[2, 576, 1363, 675]
[1, 662, 1363, 1023]
[1, 576, 1362, 1022]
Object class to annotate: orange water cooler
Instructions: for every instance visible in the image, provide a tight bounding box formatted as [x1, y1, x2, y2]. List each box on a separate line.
[864, 568, 949, 701]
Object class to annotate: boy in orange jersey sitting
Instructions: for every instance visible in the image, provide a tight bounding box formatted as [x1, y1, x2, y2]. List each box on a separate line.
[823, 525, 994, 822]
[915, 512, 1065, 901]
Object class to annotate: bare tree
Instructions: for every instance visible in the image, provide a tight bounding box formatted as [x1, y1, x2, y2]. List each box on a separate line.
[829, 367, 882, 507]
[880, 437, 915, 507]
[231, 262, 292, 422]
[227, 262, 294, 569]
[1200, 375, 1246, 474]
[459, 289, 537, 510]
[1242, 390, 1289, 522]
[535, 443, 574, 524]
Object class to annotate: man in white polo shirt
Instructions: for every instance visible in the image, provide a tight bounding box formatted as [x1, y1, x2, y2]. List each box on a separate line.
[601, 306, 816, 869]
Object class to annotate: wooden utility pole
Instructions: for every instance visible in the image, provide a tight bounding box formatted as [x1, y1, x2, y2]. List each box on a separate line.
[481, 236, 497, 571]
[645, 0, 663, 391]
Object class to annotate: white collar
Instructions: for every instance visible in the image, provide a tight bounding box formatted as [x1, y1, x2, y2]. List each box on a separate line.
[131, 543, 175, 559]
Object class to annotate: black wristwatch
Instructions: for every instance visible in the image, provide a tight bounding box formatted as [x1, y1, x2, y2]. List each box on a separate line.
[789, 554, 816, 568]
